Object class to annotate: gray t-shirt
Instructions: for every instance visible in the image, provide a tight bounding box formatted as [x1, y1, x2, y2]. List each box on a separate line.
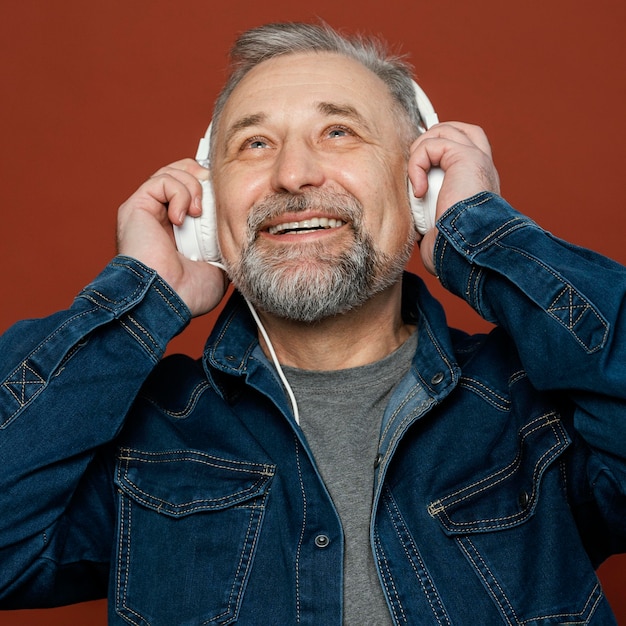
[283, 332, 418, 625]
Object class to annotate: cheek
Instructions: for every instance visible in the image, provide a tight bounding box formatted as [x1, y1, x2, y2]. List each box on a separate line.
[212, 199, 247, 268]
[355, 162, 413, 246]
[213, 173, 265, 257]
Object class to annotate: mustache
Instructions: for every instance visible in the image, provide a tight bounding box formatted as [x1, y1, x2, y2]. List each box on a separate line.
[246, 189, 363, 234]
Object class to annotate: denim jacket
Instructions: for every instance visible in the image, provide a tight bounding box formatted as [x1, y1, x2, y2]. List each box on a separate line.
[1, 193, 625, 624]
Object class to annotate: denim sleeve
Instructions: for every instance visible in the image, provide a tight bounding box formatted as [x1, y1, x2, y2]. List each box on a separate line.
[0, 256, 190, 606]
[434, 192, 626, 519]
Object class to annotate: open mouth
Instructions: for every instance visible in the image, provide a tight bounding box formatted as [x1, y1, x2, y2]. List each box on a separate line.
[267, 217, 346, 235]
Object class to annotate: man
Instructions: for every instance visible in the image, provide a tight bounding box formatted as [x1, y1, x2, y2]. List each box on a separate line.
[1, 22, 625, 625]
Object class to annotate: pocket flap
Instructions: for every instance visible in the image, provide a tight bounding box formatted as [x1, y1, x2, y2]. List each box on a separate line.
[115, 448, 275, 517]
[427, 412, 570, 534]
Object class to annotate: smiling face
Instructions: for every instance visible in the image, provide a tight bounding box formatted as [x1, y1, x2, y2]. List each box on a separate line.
[211, 51, 416, 321]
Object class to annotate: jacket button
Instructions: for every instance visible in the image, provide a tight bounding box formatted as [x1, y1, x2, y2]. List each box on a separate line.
[431, 372, 445, 385]
[314, 534, 330, 548]
[374, 453, 382, 469]
[518, 491, 530, 509]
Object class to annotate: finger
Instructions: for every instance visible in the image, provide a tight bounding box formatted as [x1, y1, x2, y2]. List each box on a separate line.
[413, 122, 493, 156]
[149, 165, 210, 223]
[152, 158, 210, 181]
[408, 128, 491, 188]
[409, 122, 493, 168]
[128, 173, 194, 228]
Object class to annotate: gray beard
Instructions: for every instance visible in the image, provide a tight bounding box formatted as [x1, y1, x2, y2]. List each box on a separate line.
[224, 190, 414, 323]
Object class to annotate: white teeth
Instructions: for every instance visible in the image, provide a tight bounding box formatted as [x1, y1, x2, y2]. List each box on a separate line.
[268, 217, 345, 235]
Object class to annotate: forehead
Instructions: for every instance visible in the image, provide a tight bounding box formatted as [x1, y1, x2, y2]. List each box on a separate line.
[219, 52, 398, 129]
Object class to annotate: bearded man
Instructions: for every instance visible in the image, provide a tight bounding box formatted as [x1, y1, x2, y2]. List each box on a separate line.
[1, 22, 625, 625]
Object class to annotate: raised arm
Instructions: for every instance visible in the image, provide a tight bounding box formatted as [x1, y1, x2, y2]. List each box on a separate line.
[0, 159, 226, 606]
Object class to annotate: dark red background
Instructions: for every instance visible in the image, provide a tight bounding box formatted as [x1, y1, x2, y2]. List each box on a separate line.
[1, 1, 624, 623]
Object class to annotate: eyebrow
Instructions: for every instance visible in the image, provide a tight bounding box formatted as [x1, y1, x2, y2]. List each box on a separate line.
[223, 113, 267, 148]
[317, 101, 371, 131]
[223, 101, 372, 148]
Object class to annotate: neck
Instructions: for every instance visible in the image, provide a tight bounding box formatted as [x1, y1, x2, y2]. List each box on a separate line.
[253, 281, 414, 371]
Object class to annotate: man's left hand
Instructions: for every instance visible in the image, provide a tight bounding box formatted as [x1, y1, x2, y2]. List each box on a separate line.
[408, 122, 500, 275]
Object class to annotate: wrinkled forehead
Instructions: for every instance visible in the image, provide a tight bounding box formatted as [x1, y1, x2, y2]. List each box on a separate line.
[216, 51, 402, 138]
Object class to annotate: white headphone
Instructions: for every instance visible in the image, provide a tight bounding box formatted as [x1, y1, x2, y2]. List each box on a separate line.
[173, 79, 442, 262]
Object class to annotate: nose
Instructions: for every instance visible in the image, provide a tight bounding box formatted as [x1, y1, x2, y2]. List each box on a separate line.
[270, 139, 325, 194]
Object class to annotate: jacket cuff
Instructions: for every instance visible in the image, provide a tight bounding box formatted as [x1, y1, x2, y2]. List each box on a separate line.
[74, 255, 191, 361]
[433, 192, 609, 354]
[432, 192, 518, 319]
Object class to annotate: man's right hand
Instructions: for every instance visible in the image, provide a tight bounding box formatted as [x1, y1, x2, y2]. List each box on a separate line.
[116, 159, 228, 317]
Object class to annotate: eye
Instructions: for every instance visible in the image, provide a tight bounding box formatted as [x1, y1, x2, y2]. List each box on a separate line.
[326, 125, 353, 139]
[242, 136, 269, 150]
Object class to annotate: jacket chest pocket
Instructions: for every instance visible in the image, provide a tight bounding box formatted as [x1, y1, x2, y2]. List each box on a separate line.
[113, 448, 275, 626]
[427, 412, 608, 625]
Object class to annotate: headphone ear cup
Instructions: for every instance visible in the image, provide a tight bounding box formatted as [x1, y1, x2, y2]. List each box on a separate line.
[173, 179, 220, 262]
[410, 182, 430, 235]
[410, 168, 444, 235]
[195, 180, 220, 262]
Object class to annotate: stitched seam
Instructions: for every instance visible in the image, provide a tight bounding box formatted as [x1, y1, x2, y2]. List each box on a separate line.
[494, 243, 608, 352]
[117, 497, 147, 626]
[428, 413, 567, 526]
[383, 493, 435, 622]
[383, 489, 449, 625]
[447, 208, 528, 252]
[424, 322, 457, 378]
[204, 502, 263, 624]
[547, 289, 605, 352]
[434, 423, 565, 529]
[379, 383, 423, 443]
[1, 309, 93, 384]
[120, 477, 269, 513]
[117, 457, 272, 513]
[379, 396, 434, 470]
[549, 288, 587, 327]
[141, 381, 210, 418]
[118, 448, 274, 474]
[79, 281, 146, 313]
[458, 377, 511, 411]
[436, 238, 449, 286]
[80, 257, 158, 314]
[373, 528, 407, 624]
[435, 435, 563, 529]
[508, 370, 527, 386]
[125, 314, 159, 353]
[294, 436, 307, 624]
[152, 283, 188, 323]
[465, 265, 486, 314]
[115, 497, 125, 623]
[110, 259, 146, 280]
[82, 289, 117, 304]
[518, 582, 602, 624]
[208, 301, 251, 371]
[466, 537, 518, 621]
[377, 320, 451, 458]
[2, 361, 45, 406]
[428, 412, 562, 513]
[466, 537, 519, 624]
[119, 318, 158, 362]
[116, 485, 265, 625]
[1, 310, 96, 428]
[457, 537, 517, 626]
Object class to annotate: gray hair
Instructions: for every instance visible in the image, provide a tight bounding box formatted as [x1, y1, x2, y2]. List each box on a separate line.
[210, 22, 421, 156]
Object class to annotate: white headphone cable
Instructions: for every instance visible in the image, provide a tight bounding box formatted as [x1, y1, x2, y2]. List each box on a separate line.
[207, 260, 301, 426]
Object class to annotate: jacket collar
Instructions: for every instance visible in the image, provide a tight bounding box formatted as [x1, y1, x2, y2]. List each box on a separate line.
[202, 273, 460, 409]
[401, 272, 461, 400]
